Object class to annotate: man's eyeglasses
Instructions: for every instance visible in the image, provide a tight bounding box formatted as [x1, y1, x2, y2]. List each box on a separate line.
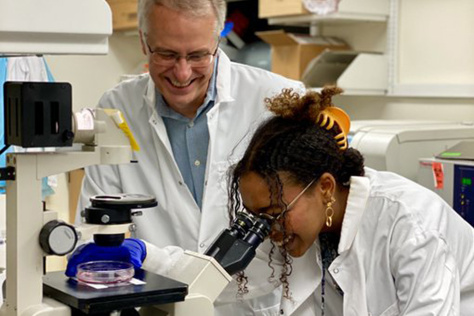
[146, 40, 220, 68]
[252, 178, 316, 232]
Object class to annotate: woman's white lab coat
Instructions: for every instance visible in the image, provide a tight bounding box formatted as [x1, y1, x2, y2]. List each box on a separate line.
[282, 168, 474, 316]
[78, 51, 304, 316]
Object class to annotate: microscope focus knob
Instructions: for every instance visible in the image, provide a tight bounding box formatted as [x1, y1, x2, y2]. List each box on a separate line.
[40, 220, 78, 256]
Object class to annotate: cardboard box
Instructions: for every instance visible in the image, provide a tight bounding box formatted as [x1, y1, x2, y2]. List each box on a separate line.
[259, 0, 309, 18]
[68, 169, 84, 223]
[256, 30, 348, 80]
[107, 0, 138, 31]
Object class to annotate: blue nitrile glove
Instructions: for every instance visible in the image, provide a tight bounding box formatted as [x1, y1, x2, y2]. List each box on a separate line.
[65, 238, 147, 277]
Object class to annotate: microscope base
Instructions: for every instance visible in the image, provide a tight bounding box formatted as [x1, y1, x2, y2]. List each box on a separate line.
[141, 293, 214, 316]
[43, 270, 187, 315]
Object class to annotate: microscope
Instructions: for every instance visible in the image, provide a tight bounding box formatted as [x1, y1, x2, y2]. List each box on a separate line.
[0, 80, 193, 316]
[41, 194, 272, 316]
[0, 80, 273, 316]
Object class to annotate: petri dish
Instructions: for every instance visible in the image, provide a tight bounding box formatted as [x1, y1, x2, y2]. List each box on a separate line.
[76, 260, 134, 284]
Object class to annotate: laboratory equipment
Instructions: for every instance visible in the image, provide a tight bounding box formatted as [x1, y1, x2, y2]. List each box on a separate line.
[349, 120, 474, 182]
[418, 141, 474, 226]
[1, 79, 186, 316]
[205, 211, 271, 275]
[79, 194, 157, 247]
[46, 202, 272, 316]
[43, 270, 187, 315]
[42, 193, 190, 315]
[1, 81, 270, 316]
[43, 193, 191, 315]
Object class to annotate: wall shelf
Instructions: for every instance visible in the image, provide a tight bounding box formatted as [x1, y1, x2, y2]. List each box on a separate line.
[263, 0, 389, 26]
[302, 51, 387, 95]
[268, 12, 388, 27]
[390, 84, 474, 99]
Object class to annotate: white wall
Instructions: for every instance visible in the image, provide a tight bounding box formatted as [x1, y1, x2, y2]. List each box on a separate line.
[399, 0, 474, 85]
[45, 33, 145, 111]
[336, 95, 474, 122]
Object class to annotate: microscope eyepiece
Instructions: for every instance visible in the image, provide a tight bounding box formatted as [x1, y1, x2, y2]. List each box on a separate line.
[228, 211, 256, 238]
[205, 210, 272, 275]
[242, 216, 272, 246]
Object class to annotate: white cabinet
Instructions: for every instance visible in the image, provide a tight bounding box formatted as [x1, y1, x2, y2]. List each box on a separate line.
[260, 0, 474, 98]
[390, 0, 474, 98]
[302, 51, 387, 95]
[262, 0, 390, 95]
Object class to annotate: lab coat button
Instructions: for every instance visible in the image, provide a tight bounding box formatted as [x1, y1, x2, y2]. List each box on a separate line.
[178, 181, 184, 186]
[200, 243, 206, 248]
[333, 268, 339, 274]
[194, 160, 201, 166]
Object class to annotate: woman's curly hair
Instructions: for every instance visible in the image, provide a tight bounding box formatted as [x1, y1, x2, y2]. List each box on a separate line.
[228, 86, 364, 298]
[266, 86, 343, 121]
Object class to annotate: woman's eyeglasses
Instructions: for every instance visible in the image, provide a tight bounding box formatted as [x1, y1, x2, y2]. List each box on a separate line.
[249, 178, 316, 232]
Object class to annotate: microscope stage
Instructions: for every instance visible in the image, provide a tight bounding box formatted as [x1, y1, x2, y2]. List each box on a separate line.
[43, 270, 188, 314]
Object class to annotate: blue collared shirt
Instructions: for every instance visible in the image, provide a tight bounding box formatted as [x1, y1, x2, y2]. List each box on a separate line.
[156, 61, 218, 209]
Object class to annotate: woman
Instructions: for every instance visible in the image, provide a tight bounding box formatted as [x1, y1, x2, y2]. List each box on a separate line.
[228, 86, 474, 316]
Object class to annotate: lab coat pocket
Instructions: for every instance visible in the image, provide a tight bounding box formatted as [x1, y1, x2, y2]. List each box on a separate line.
[375, 302, 399, 316]
[246, 287, 283, 316]
[252, 301, 282, 316]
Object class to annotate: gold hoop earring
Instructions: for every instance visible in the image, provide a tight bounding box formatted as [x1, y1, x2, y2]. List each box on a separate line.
[325, 197, 336, 227]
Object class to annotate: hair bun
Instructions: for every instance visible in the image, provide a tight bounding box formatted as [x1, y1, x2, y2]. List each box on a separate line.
[339, 148, 365, 184]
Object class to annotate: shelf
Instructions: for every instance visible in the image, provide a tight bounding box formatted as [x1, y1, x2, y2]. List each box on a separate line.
[302, 51, 387, 95]
[268, 12, 388, 27]
[262, 0, 389, 26]
[390, 84, 474, 98]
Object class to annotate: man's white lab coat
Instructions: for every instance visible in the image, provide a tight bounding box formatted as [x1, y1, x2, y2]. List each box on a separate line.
[282, 168, 474, 316]
[78, 50, 305, 316]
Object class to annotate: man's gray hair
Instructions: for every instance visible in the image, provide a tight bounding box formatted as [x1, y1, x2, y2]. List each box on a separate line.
[138, 0, 226, 37]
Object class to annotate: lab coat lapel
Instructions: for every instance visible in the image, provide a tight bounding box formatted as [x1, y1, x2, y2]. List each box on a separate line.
[281, 244, 320, 314]
[214, 49, 235, 105]
[200, 51, 236, 245]
[142, 76, 174, 156]
[330, 175, 371, 316]
[338, 176, 370, 254]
